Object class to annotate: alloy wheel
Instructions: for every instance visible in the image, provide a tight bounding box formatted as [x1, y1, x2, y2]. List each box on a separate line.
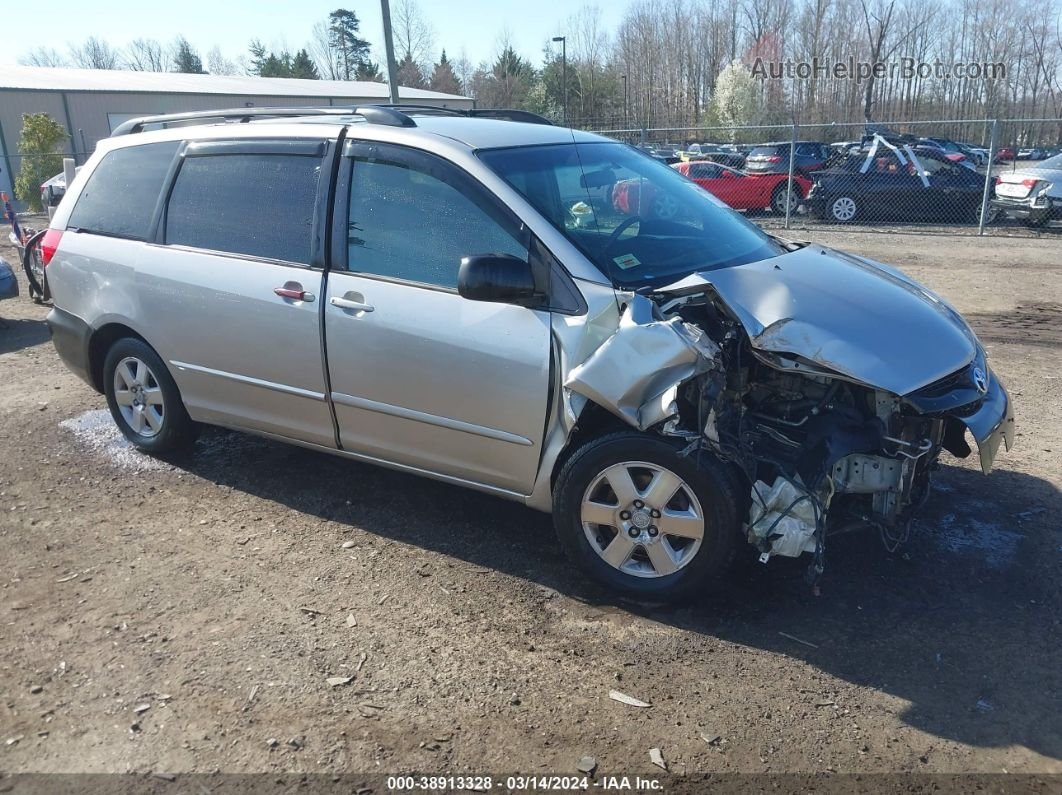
[112, 356, 166, 438]
[773, 183, 799, 214]
[830, 196, 857, 222]
[580, 461, 705, 578]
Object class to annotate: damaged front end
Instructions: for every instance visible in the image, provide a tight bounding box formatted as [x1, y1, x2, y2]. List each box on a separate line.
[562, 246, 1015, 582]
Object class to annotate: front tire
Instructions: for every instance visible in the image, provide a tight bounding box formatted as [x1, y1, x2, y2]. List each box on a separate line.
[103, 337, 197, 454]
[553, 431, 740, 603]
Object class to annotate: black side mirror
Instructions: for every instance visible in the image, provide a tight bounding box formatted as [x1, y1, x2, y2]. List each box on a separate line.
[458, 254, 540, 305]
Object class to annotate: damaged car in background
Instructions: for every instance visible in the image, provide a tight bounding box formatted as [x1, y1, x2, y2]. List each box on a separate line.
[43, 114, 1014, 603]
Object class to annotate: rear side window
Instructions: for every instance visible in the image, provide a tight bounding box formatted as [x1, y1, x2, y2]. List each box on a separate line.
[749, 146, 783, 158]
[67, 141, 179, 240]
[165, 154, 321, 264]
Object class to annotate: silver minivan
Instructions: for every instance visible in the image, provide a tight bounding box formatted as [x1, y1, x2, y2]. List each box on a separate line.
[44, 106, 1014, 601]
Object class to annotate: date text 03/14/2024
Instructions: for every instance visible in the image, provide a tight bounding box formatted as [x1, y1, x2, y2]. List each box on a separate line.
[385, 775, 664, 791]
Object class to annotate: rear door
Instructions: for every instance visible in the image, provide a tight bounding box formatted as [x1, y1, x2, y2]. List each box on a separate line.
[323, 141, 551, 495]
[138, 139, 335, 447]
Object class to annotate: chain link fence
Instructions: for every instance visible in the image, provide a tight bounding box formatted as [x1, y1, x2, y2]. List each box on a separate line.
[587, 118, 1062, 236]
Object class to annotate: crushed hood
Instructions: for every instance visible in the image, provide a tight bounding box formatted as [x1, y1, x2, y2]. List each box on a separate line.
[659, 245, 978, 396]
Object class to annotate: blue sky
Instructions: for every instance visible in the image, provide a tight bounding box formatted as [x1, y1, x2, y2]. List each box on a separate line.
[3, 0, 628, 70]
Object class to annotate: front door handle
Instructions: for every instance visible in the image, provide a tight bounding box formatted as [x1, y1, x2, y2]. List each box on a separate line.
[330, 296, 375, 313]
[274, 282, 315, 302]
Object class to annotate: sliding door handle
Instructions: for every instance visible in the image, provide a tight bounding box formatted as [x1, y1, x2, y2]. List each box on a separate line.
[330, 296, 375, 313]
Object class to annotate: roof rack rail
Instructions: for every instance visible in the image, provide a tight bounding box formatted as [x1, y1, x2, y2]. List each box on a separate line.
[111, 105, 418, 137]
[110, 103, 552, 137]
[468, 109, 554, 125]
[377, 104, 554, 126]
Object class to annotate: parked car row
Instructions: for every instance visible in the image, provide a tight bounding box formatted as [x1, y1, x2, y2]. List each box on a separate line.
[666, 133, 1059, 228]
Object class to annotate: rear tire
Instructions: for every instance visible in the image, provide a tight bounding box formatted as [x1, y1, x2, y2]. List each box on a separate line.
[827, 194, 859, 223]
[553, 431, 740, 603]
[103, 337, 197, 454]
[770, 181, 799, 215]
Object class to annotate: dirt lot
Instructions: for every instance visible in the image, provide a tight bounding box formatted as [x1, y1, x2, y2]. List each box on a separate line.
[1, 224, 1060, 787]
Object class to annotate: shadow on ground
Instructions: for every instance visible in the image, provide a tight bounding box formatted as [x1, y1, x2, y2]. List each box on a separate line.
[160, 428, 1062, 761]
[0, 316, 50, 354]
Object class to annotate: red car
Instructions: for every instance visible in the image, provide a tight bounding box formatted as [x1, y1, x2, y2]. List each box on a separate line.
[994, 147, 1016, 163]
[671, 161, 811, 215]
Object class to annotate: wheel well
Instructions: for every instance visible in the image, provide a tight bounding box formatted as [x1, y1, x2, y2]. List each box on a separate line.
[550, 401, 634, 488]
[88, 324, 146, 393]
[550, 400, 752, 513]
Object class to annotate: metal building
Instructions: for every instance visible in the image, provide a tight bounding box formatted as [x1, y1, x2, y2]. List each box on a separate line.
[0, 66, 472, 202]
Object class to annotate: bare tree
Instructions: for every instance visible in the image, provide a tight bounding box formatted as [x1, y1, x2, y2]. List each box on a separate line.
[19, 48, 68, 68]
[125, 39, 170, 72]
[68, 36, 121, 69]
[393, 0, 435, 68]
[310, 20, 342, 80]
[206, 46, 239, 76]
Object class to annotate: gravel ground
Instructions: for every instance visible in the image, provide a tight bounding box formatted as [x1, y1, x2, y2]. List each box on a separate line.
[0, 223, 1060, 786]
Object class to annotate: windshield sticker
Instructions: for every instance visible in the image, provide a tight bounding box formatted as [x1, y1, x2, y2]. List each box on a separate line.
[613, 253, 642, 270]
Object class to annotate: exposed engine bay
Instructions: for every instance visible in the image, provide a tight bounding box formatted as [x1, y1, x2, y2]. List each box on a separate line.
[564, 252, 1016, 584]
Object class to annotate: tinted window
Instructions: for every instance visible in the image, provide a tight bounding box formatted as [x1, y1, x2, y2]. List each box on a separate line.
[166, 154, 321, 264]
[67, 142, 178, 240]
[348, 151, 526, 289]
[689, 163, 721, 179]
[749, 146, 783, 158]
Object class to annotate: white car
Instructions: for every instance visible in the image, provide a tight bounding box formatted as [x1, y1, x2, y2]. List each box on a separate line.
[992, 153, 1062, 227]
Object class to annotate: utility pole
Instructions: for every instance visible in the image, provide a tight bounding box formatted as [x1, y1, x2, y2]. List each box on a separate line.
[552, 36, 567, 126]
[380, 0, 400, 103]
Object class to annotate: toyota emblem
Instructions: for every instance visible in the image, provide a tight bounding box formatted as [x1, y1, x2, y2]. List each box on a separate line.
[972, 366, 988, 394]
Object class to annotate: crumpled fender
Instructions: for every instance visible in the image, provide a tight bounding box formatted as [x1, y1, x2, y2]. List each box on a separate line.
[563, 294, 719, 431]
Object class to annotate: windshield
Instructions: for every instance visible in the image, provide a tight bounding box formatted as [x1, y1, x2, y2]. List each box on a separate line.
[478, 142, 783, 287]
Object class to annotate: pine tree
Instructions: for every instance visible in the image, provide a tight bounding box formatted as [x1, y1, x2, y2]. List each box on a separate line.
[291, 49, 319, 79]
[172, 36, 205, 74]
[329, 8, 371, 80]
[429, 50, 461, 95]
[396, 52, 426, 89]
[354, 60, 384, 82]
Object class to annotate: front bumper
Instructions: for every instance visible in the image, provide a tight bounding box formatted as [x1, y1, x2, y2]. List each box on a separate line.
[958, 376, 1015, 473]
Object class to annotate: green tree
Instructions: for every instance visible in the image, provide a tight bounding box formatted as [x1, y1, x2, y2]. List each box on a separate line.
[248, 39, 269, 75]
[260, 53, 292, 77]
[396, 52, 425, 88]
[354, 60, 384, 82]
[429, 50, 461, 95]
[291, 49, 320, 79]
[15, 113, 66, 212]
[329, 8, 371, 80]
[172, 36, 205, 74]
[478, 47, 535, 108]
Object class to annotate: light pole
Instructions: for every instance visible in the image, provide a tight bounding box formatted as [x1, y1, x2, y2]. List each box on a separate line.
[551, 36, 567, 126]
[380, 0, 400, 103]
[621, 73, 628, 129]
